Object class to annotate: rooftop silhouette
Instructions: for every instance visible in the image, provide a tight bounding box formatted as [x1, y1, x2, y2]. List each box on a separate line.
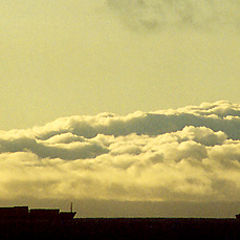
[0, 206, 240, 239]
[0, 206, 76, 221]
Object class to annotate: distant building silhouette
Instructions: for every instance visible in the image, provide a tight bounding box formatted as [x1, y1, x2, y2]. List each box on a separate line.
[0, 208, 240, 239]
[0, 206, 76, 221]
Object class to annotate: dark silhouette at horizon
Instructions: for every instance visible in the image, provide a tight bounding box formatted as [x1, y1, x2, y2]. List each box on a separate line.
[0, 206, 240, 239]
[0, 206, 76, 221]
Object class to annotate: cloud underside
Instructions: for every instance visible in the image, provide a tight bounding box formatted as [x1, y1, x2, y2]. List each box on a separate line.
[107, 0, 240, 31]
[1, 100, 240, 202]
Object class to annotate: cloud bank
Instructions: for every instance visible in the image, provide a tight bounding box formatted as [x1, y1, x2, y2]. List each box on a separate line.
[107, 0, 240, 31]
[1, 100, 240, 204]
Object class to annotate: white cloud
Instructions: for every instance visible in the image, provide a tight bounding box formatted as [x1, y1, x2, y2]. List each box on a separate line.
[28, 100, 240, 140]
[0, 101, 240, 203]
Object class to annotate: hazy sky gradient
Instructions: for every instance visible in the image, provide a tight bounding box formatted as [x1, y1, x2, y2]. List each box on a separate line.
[1, 0, 240, 130]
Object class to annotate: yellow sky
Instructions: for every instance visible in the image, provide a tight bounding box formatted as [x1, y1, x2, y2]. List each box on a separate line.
[1, 0, 240, 130]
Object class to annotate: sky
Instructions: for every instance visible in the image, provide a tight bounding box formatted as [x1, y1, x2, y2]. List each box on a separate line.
[1, 0, 240, 217]
[1, 0, 240, 130]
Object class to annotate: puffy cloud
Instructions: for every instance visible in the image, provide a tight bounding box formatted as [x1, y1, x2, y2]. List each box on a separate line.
[29, 100, 240, 140]
[107, 0, 240, 31]
[0, 135, 108, 160]
[1, 101, 240, 205]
